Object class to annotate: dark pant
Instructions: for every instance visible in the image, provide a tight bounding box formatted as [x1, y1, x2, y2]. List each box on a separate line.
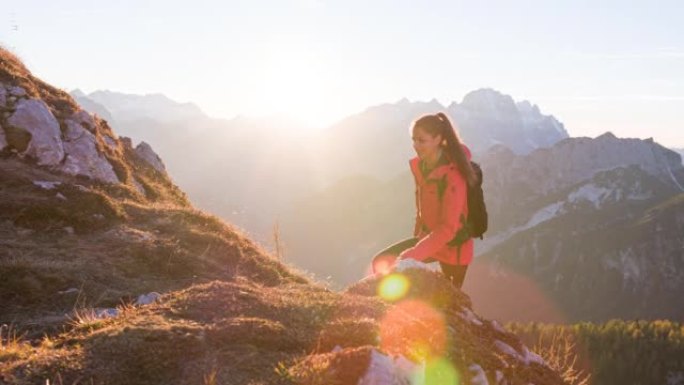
[372, 237, 469, 289]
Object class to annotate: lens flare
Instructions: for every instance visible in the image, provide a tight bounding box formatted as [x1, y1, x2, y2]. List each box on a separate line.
[379, 300, 447, 360]
[378, 274, 410, 301]
[424, 357, 460, 385]
[372, 254, 397, 275]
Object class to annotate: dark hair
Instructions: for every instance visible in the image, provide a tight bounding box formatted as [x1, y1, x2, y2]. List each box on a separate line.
[412, 112, 476, 185]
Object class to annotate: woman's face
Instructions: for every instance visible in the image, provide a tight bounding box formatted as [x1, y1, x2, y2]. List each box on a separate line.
[412, 126, 443, 160]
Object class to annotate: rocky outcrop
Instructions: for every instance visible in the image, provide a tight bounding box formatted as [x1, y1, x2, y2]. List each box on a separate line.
[134, 141, 166, 172]
[7, 98, 65, 166]
[61, 114, 119, 183]
[0, 82, 120, 183]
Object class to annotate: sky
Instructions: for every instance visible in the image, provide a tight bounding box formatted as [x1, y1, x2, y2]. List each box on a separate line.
[1, 0, 683, 147]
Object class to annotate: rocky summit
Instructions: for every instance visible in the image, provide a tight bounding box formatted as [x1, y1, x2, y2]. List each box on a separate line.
[0, 48, 569, 384]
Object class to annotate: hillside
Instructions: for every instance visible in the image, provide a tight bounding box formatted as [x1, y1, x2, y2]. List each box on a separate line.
[0, 49, 567, 384]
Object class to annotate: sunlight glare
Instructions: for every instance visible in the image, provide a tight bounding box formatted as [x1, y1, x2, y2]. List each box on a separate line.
[378, 274, 410, 301]
[379, 300, 447, 360]
[252, 37, 336, 129]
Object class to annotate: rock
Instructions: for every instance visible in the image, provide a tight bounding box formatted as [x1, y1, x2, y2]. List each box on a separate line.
[68, 110, 97, 133]
[393, 258, 441, 274]
[9, 86, 27, 97]
[7, 99, 65, 166]
[56, 192, 67, 200]
[63, 226, 74, 235]
[357, 349, 415, 385]
[16, 228, 34, 236]
[105, 226, 155, 243]
[120, 136, 133, 149]
[0, 87, 6, 107]
[469, 364, 489, 385]
[33, 180, 61, 190]
[135, 292, 162, 306]
[134, 141, 166, 172]
[0, 123, 7, 150]
[132, 177, 146, 195]
[60, 118, 119, 183]
[94, 308, 119, 319]
[102, 135, 118, 151]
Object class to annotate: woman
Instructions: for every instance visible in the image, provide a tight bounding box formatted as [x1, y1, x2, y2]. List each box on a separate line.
[372, 112, 476, 288]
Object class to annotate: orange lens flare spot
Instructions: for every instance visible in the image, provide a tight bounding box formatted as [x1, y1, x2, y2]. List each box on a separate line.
[372, 254, 397, 275]
[379, 300, 447, 360]
[378, 274, 410, 301]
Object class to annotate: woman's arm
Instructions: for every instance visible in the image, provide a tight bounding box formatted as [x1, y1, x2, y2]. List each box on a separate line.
[400, 171, 466, 261]
[413, 187, 422, 237]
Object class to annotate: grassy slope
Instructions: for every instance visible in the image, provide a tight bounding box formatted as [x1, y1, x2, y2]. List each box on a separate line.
[0, 47, 564, 384]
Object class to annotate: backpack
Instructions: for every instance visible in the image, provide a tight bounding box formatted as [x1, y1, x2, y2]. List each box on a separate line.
[438, 161, 488, 247]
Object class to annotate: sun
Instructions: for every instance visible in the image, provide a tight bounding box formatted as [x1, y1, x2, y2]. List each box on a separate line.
[251, 38, 339, 129]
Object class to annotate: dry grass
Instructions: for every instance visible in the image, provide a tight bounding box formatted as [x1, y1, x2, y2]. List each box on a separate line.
[0, 46, 79, 117]
[273, 220, 285, 260]
[534, 330, 590, 385]
[0, 325, 32, 363]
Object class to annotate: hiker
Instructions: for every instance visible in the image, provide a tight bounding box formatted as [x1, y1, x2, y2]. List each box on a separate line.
[372, 112, 476, 288]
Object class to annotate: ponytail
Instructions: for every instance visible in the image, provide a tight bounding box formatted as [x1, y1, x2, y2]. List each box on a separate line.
[414, 112, 476, 186]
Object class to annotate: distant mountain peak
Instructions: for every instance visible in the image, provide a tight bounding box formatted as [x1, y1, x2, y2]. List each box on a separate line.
[597, 131, 617, 139]
[70, 88, 86, 98]
[78, 89, 206, 123]
[461, 88, 515, 109]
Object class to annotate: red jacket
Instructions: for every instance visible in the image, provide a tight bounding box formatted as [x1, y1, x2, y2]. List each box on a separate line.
[399, 146, 474, 265]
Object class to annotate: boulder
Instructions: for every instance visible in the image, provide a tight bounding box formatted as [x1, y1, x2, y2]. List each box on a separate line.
[134, 141, 166, 172]
[7, 99, 65, 166]
[60, 118, 119, 183]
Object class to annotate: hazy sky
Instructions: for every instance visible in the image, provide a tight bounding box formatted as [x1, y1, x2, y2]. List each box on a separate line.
[2, 0, 683, 146]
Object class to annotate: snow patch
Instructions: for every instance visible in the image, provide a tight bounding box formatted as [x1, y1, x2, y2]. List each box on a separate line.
[568, 184, 611, 208]
[525, 202, 564, 228]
